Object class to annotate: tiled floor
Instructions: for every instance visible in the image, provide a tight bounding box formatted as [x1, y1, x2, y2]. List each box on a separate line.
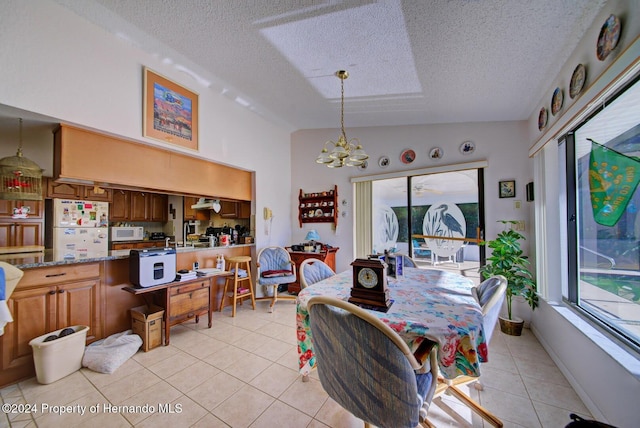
[0, 285, 592, 427]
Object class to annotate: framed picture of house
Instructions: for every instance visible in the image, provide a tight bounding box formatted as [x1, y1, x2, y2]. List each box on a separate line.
[143, 67, 199, 150]
[499, 180, 516, 198]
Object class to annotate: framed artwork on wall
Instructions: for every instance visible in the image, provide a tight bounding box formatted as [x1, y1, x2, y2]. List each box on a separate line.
[143, 67, 199, 150]
[499, 180, 516, 198]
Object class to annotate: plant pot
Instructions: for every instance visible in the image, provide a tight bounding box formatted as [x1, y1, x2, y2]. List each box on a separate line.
[499, 316, 524, 336]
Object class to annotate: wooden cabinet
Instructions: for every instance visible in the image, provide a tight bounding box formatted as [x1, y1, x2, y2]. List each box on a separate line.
[238, 201, 251, 219]
[298, 185, 338, 227]
[46, 180, 82, 199]
[0, 199, 44, 247]
[183, 197, 210, 221]
[150, 194, 168, 222]
[111, 190, 167, 222]
[286, 247, 339, 294]
[0, 263, 101, 385]
[83, 186, 113, 202]
[0, 222, 43, 247]
[0, 199, 43, 219]
[129, 191, 149, 222]
[45, 179, 112, 202]
[110, 190, 130, 221]
[168, 279, 211, 326]
[220, 200, 238, 218]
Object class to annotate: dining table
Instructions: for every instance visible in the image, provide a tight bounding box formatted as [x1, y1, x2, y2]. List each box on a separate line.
[296, 267, 488, 380]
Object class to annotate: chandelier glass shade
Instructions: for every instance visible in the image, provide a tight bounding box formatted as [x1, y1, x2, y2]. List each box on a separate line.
[0, 118, 43, 201]
[316, 70, 368, 168]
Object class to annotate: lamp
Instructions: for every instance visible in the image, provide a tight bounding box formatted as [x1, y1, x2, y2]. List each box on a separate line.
[316, 70, 368, 168]
[0, 118, 43, 201]
[304, 229, 321, 252]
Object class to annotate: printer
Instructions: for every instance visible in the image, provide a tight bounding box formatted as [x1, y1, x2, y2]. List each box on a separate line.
[129, 247, 177, 287]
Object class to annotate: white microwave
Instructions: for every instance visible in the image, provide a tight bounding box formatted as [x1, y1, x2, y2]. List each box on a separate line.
[111, 226, 144, 242]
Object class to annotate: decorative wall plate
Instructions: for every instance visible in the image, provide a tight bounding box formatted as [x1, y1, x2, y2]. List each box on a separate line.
[378, 156, 390, 168]
[596, 14, 621, 61]
[429, 147, 443, 160]
[400, 149, 416, 164]
[551, 87, 563, 116]
[569, 64, 587, 99]
[538, 107, 548, 131]
[459, 141, 475, 155]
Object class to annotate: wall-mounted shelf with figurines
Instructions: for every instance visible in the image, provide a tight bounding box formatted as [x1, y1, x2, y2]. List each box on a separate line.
[298, 185, 338, 227]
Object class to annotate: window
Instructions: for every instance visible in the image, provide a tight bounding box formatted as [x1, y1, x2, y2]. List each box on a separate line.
[565, 75, 640, 350]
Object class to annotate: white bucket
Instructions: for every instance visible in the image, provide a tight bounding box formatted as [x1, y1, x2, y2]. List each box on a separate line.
[29, 325, 89, 384]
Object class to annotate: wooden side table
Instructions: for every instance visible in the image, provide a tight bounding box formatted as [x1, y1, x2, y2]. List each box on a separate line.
[123, 271, 230, 345]
[286, 247, 339, 294]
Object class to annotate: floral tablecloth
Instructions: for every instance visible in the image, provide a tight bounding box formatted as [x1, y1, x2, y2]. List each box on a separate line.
[296, 267, 487, 380]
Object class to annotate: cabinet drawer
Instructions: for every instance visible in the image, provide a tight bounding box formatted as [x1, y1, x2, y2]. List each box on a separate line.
[170, 280, 209, 296]
[19, 263, 100, 288]
[169, 288, 209, 320]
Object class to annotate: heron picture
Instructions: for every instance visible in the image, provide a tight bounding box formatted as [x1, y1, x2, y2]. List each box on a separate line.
[422, 202, 466, 258]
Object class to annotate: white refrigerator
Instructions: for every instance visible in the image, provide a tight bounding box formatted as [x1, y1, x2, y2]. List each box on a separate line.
[52, 199, 109, 260]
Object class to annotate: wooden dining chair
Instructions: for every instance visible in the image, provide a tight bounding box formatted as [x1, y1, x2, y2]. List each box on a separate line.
[434, 274, 507, 427]
[307, 296, 438, 428]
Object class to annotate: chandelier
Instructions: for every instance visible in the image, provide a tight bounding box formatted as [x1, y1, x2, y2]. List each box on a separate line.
[0, 118, 43, 200]
[316, 70, 368, 168]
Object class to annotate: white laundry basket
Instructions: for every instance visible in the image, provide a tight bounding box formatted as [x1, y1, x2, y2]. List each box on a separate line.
[29, 325, 89, 384]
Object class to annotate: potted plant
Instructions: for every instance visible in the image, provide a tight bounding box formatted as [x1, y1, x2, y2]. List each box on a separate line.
[479, 220, 539, 335]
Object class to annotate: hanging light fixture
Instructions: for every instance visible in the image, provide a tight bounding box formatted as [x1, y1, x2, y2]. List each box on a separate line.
[316, 70, 368, 168]
[0, 118, 43, 200]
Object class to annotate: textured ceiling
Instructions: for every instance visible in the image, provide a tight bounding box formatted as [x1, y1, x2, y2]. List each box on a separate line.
[11, 0, 609, 132]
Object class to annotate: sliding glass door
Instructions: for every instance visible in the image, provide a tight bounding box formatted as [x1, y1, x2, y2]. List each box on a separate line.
[371, 168, 483, 272]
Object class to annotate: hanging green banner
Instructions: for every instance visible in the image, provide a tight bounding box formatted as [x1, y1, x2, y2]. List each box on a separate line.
[588, 139, 640, 227]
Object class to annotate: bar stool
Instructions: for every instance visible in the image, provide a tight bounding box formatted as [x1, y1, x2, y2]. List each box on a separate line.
[219, 256, 256, 317]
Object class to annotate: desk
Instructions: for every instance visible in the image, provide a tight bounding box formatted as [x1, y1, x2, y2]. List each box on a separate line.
[123, 272, 230, 345]
[296, 268, 486, 380]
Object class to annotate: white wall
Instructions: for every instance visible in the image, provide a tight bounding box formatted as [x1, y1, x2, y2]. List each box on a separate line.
[0, 0, 294, 250]
[292, 121, 533, 273]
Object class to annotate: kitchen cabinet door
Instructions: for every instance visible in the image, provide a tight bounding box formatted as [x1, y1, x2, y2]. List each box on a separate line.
[0, 222, 43, 247]
[0, 199, 43, 219]
[129, 191, 149, 222]
[238, 201, 251, 219]
[183, 197, 209, 221]
[150, 193, 168, 222]
[111, 190, 130, 221]
[219, 200, 238, 218]
[83, 186, 113, 202]
[1, 286, 56, 371]
[57, 279, 101, 343]
[46, 181, 82, 199]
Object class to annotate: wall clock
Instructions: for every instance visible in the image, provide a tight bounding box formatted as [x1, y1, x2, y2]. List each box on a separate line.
[349, 258, 392, 312]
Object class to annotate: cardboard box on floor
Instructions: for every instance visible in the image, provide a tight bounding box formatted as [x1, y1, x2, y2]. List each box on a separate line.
[131, 304, 164, 352]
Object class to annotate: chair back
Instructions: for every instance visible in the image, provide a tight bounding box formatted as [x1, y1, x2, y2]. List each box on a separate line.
[401, 254, 417, 268]
[472, 275, 507, 344]
[299, 259, 335, 289]
[256, 246, 296, 286]
[307, 296, 436, 428]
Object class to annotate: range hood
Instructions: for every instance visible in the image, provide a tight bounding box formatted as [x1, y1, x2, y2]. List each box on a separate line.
[191, 198, 221, 212]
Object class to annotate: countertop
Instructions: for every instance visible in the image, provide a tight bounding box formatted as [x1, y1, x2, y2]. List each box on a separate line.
[0, 244, 255, 269]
